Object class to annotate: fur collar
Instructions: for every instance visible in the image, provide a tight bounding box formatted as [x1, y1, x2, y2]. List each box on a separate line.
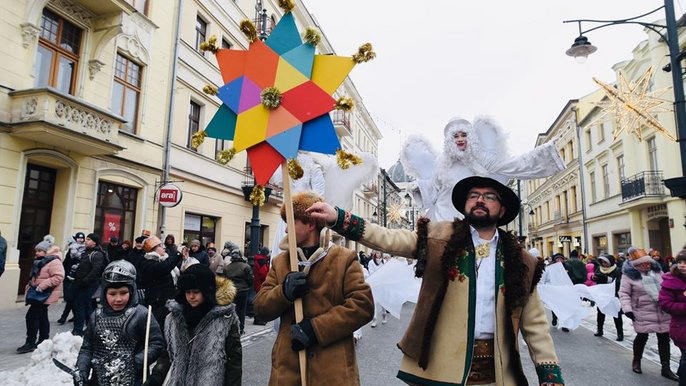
[622, 260, 662, 280]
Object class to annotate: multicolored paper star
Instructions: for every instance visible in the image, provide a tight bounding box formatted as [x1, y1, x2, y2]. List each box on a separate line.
[203, 12, 358, 185]
[592, 66, 675, 142]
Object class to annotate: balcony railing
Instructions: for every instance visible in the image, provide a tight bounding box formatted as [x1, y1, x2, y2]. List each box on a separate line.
[8, 88, 125, 155]
[621, 171, 665, 202]
[332, 110, 352, 137]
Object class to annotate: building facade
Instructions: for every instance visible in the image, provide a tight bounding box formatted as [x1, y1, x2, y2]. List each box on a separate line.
[0, 0, 381, 308]
[578, 28, 686, 258]
[526, 100, 585, 259]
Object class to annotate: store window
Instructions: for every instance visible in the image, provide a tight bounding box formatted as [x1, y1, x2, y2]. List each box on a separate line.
[35, 8, 82, 95]
[614, 232, 632, 255]
[94, 181, 138, 243]
[183, 213, 217, 247]
[112, 54, 142, 133]
[593, 235, 608, 256]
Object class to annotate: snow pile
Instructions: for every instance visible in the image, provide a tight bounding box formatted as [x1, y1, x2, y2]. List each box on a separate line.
[0, 332, 83, 385]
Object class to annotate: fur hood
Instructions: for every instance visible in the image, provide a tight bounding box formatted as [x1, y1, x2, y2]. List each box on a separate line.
[215, 275, 237, 305]
[144, 250, 169, 261]
[622, 259, 662, 280]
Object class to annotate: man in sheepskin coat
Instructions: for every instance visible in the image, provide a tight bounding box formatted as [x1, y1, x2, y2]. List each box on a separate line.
[254, 191, 374, 386]
[307, 176, 564, 386]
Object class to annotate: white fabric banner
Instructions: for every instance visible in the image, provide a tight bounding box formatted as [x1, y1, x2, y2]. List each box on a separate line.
[366, 259, 422, 319]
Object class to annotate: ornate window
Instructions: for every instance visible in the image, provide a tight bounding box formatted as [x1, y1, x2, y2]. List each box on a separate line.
[35, 8, 82, 95]
[112, 54, 142, 133]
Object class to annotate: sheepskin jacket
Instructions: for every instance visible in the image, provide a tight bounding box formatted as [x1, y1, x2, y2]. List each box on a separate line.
[329, 211, 563, 386]
[164, 301, 242, 386]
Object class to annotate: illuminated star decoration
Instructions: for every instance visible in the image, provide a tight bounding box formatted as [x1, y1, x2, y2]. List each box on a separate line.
[592, 66, 675, 142]
[202, 12, 362, 186]
[387, 202, 405, 225]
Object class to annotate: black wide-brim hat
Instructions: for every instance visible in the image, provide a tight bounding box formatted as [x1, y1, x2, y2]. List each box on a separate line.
[452, 176, 521, 226]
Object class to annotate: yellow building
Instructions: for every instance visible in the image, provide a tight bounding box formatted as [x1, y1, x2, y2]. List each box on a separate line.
[526, 100, 585, 258]
[578, 30, 686, 258]
[0, 0, 174, 308]
[0, 0, 381, 308]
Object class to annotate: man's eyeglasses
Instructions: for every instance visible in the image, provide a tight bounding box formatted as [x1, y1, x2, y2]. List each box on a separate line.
[466, 192, 500, 203]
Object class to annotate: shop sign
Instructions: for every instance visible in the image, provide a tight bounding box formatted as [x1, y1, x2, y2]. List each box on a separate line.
[159, 184, 183, 208]
[558, 235, 572, 243]
[184, 214, 201, 231]
[646, 203, 668, 221]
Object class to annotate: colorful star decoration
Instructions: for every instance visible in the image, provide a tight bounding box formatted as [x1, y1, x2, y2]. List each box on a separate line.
[202, 12, 364, 185]
[592, 66, 675, 142]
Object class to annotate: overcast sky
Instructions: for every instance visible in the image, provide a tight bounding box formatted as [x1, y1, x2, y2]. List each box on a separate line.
[302, 0, 683, 169]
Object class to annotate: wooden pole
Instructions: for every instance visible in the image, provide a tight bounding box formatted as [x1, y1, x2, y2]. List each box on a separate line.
[281, 163, 308, 386]
[143, 304, 152, 383]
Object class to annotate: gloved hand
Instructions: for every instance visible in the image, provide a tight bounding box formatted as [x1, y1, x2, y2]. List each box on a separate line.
[625, 312, 635, 321]
[73, 372, 85, 386]
[283, 271, 308, 302]
[35, 286, 43, 293]
[290, 319, 317, 351]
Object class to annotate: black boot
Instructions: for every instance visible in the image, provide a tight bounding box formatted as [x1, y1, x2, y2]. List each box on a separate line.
[658, 334, 679, 381]
[614, 316, 624, 341]
[594, 327, 603, 337]
[632, 334, 648, 374]
[16, 338, 36, 354]
[595, 311, 605, 336]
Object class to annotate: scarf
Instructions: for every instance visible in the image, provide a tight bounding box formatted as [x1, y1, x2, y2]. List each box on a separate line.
[183, 301, 213, 332]
[642, 270, 661, 302]
[600, 265, 616, 275]
[30, 255, 57, 279]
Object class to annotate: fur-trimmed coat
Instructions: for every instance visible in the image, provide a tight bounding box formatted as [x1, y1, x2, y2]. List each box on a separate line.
[253, 244, 374, 386]
[619, 261, 670, 334]
[659, 267, 686, 349]
[330, 211, 563, 386]
[164, 300, 242, 386]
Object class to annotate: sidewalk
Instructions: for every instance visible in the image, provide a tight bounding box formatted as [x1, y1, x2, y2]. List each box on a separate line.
[0, 301, 273, 372]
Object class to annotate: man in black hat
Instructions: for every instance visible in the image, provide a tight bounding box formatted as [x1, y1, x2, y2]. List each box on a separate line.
[72, 233, 107, 336]
[307, 176, 564, 386]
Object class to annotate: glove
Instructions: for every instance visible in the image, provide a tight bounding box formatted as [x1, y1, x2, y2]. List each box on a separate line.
[290, 319, 317, 351]
[35, 286, 43, 293]
[283, 271, 308, 302]
[625, 312, 635, 321]
[73, 372, 85, 386]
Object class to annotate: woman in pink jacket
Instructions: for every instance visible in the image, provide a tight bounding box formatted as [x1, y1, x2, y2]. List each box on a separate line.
[619, 247, 678, 381]
[17, 236, 65, 354]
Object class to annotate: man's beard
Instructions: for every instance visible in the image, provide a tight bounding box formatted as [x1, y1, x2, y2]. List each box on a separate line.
[464, 206, 499, 229]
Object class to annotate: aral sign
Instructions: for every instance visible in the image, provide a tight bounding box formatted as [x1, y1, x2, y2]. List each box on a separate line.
[159, 184, 182, 208]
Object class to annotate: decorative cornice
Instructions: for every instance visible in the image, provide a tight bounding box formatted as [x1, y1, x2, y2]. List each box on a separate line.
[48, 0, 95, 27]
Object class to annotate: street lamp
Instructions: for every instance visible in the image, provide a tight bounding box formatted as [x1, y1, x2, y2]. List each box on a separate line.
[242, 166, 272, 265]
[404, 193, 416, 230]
[564, 1, 686, 198]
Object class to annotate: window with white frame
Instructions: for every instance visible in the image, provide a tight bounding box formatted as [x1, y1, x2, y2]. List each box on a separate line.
[187, 100, 201, 150]
[590, 171, 597, 203]
[602, 164, 610, 198]
[647, 137, 658, 171]
[617, 155, 625, 182]
[195, 16, 207, 52]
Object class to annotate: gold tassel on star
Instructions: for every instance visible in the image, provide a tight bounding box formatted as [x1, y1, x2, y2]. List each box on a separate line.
[304, 27, 321, 46]
[249, 185, 266, 206]
[336, 149, 362, 169]
[260, 87, 282, 109]
[199, 35, 219, 54]
[278, 0, 295, 12]
[191, 130, 207, 149]
[335, 96, 355, 112]
[203, 84, 218, 95]
[216, 147, 237, 165]
[240, 20, 258, 43]
[352, 43, 376, 63]
[287, 158, 304, 180]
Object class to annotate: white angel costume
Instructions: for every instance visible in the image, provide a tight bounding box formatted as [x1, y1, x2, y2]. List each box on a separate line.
[269, 151, 378, 257]
[401, 117, 565, 221]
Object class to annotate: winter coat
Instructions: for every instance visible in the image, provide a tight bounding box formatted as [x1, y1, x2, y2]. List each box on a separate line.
[328, 212, 563, 386]
[189, 249, 210, 266]
[126, 247, 146, 287]
[659, 268, 686, 349]
[139, 250, 181, 308]
[223, 259, 253, 293]
[619, 261, 670, 333]
[592, 265, 622, 296]
[74, 247, 106, 289]
[584, 263, 597, 287]
[566, 257, 587, 284]
[254, 244, 374, 386]
[77, 302, 165, 385]
[253, 255, 269, 292]
[164, 301, 242, 386]
[27, 254, 65, 304]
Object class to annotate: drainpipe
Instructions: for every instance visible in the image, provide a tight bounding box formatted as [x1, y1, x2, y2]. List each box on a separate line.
[573, 106, 589, 253]
[157, 0, 183, 237]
